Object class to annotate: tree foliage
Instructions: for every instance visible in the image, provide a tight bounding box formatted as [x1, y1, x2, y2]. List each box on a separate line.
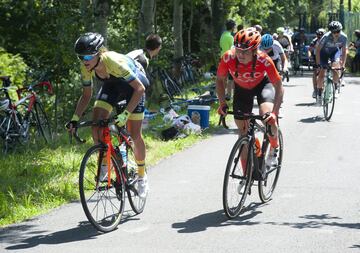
[0, 0, 356, 132]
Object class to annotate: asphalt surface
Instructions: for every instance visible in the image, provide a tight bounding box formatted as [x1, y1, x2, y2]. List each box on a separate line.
[1, 73, 360, 253]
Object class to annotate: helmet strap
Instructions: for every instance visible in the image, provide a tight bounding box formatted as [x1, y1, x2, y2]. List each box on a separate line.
[90, 56, 101, 71]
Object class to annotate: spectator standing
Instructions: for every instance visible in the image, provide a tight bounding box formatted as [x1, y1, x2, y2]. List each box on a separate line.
[220, 19, 236, 100]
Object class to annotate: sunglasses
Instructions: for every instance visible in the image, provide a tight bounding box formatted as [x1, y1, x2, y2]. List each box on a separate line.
[332, 30, 340, 34]
[77, 54, 97, 61]
[234, 42, 253, 51]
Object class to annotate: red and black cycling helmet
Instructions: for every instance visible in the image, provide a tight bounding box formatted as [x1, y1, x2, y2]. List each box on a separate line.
[74, 32, 104, 55]
[234, 28, 262, 51]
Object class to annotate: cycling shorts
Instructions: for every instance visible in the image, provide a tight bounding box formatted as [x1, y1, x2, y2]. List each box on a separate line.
[94, 68, 149, 120]
[320, 48, 341, 68]
[233, 77, 275, 119]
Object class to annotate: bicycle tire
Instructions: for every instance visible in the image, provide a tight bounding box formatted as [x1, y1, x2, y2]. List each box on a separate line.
[323, 78, 335, 121]
[223, 136, 253, 219]
[1, 113, 24, 153]
[258, 129, 284, 203]
[34, 102, 52, 142]
[126, 144, 146, 214]
[79, 144, 125, 233]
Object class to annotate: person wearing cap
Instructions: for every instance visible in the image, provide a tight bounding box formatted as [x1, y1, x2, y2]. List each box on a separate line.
[220, 19, 237, 100]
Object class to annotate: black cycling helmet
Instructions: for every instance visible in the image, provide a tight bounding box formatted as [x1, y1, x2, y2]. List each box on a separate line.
[328, 21, 343, 32]
[74, 32, 104, 55]
[316, 28, 326, 36]
[225, 19, 236, 30]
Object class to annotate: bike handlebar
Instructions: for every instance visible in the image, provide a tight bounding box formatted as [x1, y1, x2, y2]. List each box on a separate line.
[218, 111, 270, 129]
[16, 81, 54, 99]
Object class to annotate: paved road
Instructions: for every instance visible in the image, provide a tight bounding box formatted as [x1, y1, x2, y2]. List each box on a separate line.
[1, 74, 360, 253]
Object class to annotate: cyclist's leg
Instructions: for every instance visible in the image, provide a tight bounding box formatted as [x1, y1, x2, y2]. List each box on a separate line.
[257, 80, 278, 148]
[127, 111, 146, 177]
[233, 85, 254, 172]
[332, 50, 342, 86]
[317, 49, 330, 98]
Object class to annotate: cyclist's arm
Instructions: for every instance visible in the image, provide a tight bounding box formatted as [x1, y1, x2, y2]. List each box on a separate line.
[126, 78, 145, 113]
[73, 86, 92, 119]
[341, 46, 347, 68]
[216, 75, 227, 105]
[273, 80, 284, 115]
[280, 53, 288, 71]
[315, 44, 323, 65]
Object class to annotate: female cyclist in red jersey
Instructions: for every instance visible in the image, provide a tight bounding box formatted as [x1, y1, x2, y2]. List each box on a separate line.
[216, 27, 284, 164]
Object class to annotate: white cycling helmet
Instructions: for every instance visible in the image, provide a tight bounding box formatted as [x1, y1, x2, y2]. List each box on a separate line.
[0, 99, 9, 111]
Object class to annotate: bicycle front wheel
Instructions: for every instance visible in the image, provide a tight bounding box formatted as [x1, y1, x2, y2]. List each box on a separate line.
[223, 136, 253, 219]
[126, 145, 146, 214]
[34, 102, 52, 142]
[79, 144, 125, 233]
[323, 78, 335, 121]
[258, 129, 284, 203]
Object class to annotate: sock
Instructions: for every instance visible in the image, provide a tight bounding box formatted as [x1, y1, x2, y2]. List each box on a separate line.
[317, 88, 323, 97]
[136, 159, 146, 177]
[269, 136, 279, 149]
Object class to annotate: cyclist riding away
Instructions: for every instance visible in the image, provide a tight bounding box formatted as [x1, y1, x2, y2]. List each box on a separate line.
[260, 34, 289, 81]
[308, 28, 325, 98]
[216, 27, 284, 167]
[316, 21, 347, 104]
[67, 32, 150, 198]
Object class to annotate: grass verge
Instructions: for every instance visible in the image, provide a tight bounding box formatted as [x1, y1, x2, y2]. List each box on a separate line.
[0, 105, 222, 227]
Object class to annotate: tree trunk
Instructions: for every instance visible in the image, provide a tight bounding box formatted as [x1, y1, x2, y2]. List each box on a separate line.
[173, 0, 183, 59]
[93, 0, 110, 44]
[139, 0, 155, 37]
[81, 0, 94, 31]
[188, 0, 194, 53]
[211, 0, 224, 40]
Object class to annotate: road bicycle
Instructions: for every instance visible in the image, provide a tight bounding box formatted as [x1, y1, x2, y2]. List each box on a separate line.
[290, 46, 303, 76]
[319, 66, 344, 121]
[72, 109, 146, 232]
[0, 76, 53, 153]
[220, 111, 284, 219]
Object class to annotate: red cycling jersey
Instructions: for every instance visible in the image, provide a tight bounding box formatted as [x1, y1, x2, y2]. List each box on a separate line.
[217, 48, 281, 90]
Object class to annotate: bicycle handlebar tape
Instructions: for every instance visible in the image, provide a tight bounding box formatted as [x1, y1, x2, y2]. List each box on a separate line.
[71, 114, 80, 122]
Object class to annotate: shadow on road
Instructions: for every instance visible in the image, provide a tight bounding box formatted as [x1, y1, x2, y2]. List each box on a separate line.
[295, 102, 316, 107]
[1, 211, 139, 250]
[265, 213, 360, 231]
[298, 116, 324, 123]
[171, 202, 264, 233]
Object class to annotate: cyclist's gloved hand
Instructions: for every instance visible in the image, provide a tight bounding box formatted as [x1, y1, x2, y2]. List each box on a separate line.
[65, 114, 79, 130]
[264, 112, 277, 125]
[217, 102, 228, 116]
[115, 110, 131, 127]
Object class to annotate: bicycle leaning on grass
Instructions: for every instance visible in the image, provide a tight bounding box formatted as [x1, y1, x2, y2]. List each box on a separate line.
[72, 104, 146, 233]
[0, 76, 53, 153]
[219, 111, 284, 219]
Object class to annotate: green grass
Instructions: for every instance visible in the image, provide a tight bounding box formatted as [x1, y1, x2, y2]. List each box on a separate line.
[0, 104, 222, 227]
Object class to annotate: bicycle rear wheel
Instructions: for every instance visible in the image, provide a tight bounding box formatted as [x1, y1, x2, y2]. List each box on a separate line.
[323, 79, 335, 121]
[126, 144, 146, 214]
[79, 144, 125, 233]
[223, 136, 253, 219]
[34, 102, 52, 142]
[258, 129, 284, 203]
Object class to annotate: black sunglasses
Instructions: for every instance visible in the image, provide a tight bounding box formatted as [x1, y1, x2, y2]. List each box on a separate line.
[332, 30, 340, 34]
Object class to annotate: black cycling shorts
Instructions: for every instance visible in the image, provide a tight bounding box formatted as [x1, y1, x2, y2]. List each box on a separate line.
[95, 68, 149, 114]
[233, 77, 275, 119]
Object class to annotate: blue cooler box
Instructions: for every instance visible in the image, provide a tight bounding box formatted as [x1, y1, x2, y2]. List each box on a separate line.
[187, 105, 210, 129]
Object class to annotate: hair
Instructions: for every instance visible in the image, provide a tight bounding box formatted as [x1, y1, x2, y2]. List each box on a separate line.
[145, 34, 162, 51]
[225, 19, 236, 30]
